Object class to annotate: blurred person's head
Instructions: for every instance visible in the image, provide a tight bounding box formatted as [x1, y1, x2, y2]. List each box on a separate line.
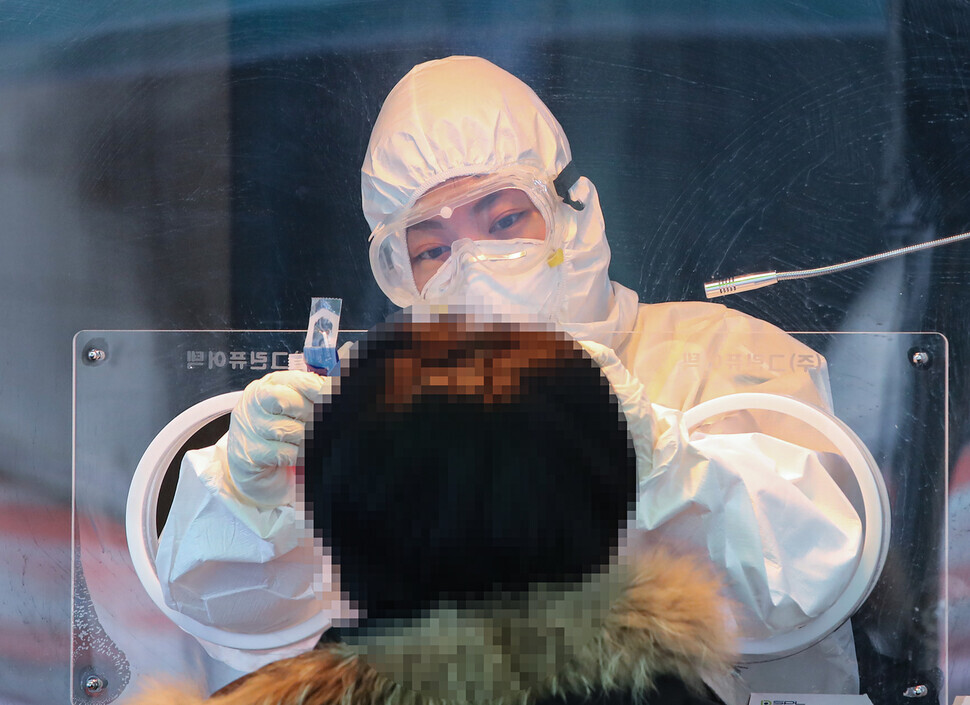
[302, 313, 638, 624]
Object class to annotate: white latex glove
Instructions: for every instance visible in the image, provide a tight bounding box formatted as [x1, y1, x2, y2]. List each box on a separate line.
[226, 370, 331, 508]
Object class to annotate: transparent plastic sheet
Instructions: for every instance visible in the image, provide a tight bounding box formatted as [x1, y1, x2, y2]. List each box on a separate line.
[71, 329, 947, 703]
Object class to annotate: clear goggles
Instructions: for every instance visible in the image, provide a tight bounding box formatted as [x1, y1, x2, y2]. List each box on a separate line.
[368, 168, 567, 306]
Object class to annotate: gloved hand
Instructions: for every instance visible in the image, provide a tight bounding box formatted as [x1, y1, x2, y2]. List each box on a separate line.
[225, 370, 331, 508]
[577, 339, 654, 474]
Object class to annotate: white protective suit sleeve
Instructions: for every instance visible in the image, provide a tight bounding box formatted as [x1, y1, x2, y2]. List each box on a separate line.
[605, 300, 866, 694]
[586, 336, 862, 638]
[156, 436, 317, 630]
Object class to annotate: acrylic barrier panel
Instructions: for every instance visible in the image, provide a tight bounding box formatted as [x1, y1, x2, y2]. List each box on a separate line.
[72, 329, 947, 704]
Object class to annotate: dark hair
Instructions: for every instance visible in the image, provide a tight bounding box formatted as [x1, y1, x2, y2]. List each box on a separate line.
[302, 316, 637, 621]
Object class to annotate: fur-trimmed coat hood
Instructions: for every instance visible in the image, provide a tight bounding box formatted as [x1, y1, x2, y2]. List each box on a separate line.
[132, 551, 736, 705]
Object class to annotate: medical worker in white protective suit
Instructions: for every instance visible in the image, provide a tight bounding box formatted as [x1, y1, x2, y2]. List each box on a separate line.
[156, 56, 866, 696]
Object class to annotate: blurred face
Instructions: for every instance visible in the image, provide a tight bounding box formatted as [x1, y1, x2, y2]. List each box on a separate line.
[406, 178, 547, 292]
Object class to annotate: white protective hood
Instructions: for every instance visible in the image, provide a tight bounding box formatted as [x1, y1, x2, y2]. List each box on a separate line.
[361, 56, 640, 349]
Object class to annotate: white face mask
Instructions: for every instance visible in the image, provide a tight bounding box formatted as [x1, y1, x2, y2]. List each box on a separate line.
[422, 238, 567, 320]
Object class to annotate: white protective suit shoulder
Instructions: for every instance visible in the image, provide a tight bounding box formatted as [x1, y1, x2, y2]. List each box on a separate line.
[158, 55, 864, 693]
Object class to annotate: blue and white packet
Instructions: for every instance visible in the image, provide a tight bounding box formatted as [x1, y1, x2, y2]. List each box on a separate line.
[289, 297, 342, 375]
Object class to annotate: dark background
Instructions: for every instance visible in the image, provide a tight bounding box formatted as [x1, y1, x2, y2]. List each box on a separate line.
[1, 0, 968, 702]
